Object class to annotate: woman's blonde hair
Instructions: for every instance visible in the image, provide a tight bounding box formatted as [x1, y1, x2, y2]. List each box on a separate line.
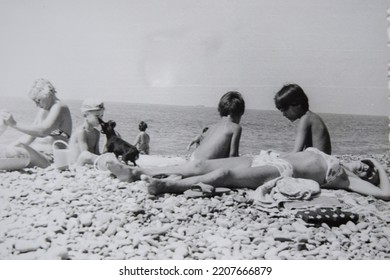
[29, 78, 57, 100]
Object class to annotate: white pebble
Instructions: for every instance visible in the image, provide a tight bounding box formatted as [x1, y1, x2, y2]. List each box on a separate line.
[292, 222, 308, 233]
[14, 240, 40, 253]
[79, 213, 93, 227]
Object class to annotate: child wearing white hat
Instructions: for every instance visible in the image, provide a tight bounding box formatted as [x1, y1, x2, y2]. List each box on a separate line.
[68, 99, 105, 165]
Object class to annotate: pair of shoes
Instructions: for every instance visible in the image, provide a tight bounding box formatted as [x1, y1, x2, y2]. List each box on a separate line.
[295, 207, 359, 227]
[183, 183, 231, 198]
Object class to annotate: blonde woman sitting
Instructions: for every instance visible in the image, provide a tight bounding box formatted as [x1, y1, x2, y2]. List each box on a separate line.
[1, 79, 72, 169]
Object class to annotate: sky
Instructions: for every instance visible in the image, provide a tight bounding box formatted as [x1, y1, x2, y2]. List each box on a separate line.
[0, 0, 389, 115]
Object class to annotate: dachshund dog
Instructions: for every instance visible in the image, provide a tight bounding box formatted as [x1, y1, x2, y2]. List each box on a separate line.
[98, 118, 139, 166]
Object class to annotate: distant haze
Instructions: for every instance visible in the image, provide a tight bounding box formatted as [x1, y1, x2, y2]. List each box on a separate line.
[0, 0, 389, 116]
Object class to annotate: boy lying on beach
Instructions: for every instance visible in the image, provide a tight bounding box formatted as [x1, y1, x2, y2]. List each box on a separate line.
[1, 79, 72, 169]
[67, 99, 105, 165]
[274, 84, 332, 155]
[190, 91, 245, 160]
[102, 148, 390, 201]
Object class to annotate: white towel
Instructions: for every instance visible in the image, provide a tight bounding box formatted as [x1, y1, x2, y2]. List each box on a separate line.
[250, 177, 321, 208]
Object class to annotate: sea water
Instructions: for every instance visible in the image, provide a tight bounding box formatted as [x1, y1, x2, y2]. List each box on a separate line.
[0, 96, 388, 156]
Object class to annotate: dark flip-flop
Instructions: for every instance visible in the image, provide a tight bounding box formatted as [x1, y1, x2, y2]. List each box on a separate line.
[184, 184, 231, 198]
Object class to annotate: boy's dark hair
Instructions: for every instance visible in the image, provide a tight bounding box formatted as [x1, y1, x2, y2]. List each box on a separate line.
[274, 84, 309, 111]
[139, 121, 148, 131]
[218, 91, 245, 117]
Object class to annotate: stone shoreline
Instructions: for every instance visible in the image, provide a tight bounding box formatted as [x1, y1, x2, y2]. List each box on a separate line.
[0, 153, 389, 260]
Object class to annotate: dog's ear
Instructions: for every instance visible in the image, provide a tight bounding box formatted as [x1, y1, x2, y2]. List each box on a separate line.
[109, 121, 116, 128]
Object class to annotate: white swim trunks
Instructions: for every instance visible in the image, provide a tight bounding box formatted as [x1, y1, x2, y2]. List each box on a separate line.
[251, 150, 293, 177]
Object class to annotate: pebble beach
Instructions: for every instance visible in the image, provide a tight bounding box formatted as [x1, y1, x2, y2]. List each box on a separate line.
[0, 154, 389, 260]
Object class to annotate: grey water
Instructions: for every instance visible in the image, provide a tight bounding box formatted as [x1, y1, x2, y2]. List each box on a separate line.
[0, 97, 388, 156]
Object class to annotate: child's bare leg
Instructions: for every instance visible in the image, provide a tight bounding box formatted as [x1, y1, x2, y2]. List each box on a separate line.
[145, 165, 280, 195]
[106, 156, 253, 183]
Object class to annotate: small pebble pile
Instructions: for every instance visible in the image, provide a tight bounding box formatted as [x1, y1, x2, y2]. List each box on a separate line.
[0, 154, 389, 260]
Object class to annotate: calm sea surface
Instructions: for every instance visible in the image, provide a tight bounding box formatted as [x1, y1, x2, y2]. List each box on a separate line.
[0, 97, 388, 155]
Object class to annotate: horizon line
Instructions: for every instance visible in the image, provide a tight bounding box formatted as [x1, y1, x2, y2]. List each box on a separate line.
[1, 95, 387, 118]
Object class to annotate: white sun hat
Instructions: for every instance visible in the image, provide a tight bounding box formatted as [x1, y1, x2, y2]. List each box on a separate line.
[81, 98, 105, 113]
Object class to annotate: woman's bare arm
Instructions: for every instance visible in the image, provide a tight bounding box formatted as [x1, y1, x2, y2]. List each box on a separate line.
[6, 103, 64, 137]
[345, 160, 390, 200]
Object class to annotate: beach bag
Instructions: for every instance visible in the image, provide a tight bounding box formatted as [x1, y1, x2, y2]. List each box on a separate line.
[52, 140, 70, 170]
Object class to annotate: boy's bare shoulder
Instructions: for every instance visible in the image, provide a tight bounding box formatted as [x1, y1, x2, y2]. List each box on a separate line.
[302, 111, 324, 123]
[224, 122, 242, 134]
[227, 121, 242, 129]
[301, 111, 329, 134]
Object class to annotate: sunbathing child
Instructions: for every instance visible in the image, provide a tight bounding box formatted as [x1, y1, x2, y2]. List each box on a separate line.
[68, 99, 105, 165]
[102, 147, 390, 201]
[190, 91, 245, 160]
[274, 84, 332, 154]
[134, 121, 150, 155]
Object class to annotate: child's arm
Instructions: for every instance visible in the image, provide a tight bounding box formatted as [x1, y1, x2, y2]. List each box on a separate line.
[292, 116, 310, 153]
[134, 134, 141, 146]
[134, 133, 141, 147]
[186, 135, 201, 150]
[229, 126, 242, 157]
[93, 132, 100, 155]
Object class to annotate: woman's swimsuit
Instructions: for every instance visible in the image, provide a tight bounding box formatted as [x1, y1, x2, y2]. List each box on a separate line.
[304, 147, 343, 184]
[251, 150, 293, 177]
[251, 148, 343, 184]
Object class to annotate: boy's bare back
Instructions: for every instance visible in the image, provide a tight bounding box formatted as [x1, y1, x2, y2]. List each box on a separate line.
[295, 111, 331, 154]
[191, 117, 242, 160]
[275, 84, 332, 154]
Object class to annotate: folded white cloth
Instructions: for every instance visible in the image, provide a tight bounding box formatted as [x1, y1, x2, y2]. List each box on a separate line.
[249, 177, 321, 208]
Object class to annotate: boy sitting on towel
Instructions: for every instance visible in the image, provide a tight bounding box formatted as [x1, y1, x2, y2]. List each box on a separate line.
[190, 91, 245, 160]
